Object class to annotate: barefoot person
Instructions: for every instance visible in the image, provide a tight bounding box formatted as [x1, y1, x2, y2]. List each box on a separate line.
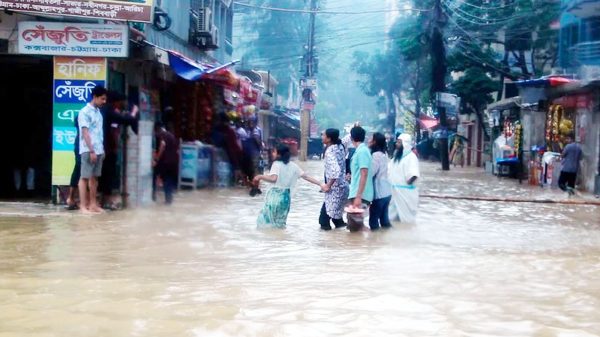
[389, 133, 420, 224]
[254, 145, 325, 229]
[78, 86, 108, 214]
[319, 128, 349, 230]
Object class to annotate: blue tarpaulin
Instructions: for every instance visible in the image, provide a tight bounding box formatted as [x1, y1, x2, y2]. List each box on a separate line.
[167, 51, 239, 81]
[168, 52, 210, 81]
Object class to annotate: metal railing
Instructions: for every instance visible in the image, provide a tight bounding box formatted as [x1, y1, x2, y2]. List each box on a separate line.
[567, 41, 600, 66]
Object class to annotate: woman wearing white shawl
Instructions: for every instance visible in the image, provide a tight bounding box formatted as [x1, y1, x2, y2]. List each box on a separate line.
[388, 133, 420, 224]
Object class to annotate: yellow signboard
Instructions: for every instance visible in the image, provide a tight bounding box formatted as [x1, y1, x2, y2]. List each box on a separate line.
[53, 57, 107, 81]
[52, 57, 107, 186]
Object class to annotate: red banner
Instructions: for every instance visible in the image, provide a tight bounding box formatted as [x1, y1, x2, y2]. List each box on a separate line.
[554, 94, 592, 109]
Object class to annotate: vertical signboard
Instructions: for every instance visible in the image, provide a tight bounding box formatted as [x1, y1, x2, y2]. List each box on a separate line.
[52, 57, 107, 186]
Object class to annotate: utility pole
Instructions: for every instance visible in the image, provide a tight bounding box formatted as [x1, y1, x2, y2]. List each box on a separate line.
[300, 0, 317, 161]
[431, 0, 449, 171]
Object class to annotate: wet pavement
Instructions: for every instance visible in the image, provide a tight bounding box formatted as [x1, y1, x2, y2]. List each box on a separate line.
[1, 161, 599, 337]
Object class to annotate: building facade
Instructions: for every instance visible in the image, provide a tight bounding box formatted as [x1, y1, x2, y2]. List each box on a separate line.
[0, 0, 235, 204]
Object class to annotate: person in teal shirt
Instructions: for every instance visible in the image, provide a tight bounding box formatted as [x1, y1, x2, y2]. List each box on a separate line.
[348, 126, 374, 207]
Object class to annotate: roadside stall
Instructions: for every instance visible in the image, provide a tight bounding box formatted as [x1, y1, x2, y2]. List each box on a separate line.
[487, 97, 523, 181]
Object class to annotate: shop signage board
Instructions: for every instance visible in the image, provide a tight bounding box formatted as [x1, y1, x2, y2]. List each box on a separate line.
[52, 57, 107, 186]
[1, 0, 154, 22]
[436, 92, 460, 116]
[18, 22, 129, 57]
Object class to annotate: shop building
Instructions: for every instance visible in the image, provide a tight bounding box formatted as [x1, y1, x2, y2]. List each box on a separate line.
[556, 0, 600, 193]
[0, 0, 236, 205]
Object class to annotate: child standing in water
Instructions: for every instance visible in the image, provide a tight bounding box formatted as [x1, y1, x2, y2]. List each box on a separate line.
[253, 145, 325, 229]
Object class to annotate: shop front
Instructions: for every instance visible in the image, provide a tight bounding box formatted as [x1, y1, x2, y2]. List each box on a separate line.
[159, 51, 243, 188]
[0, 55, 53, 199]
[487, 98, 524, 180]
[548, 91, 599, 192]
[0, 16, 129, 201]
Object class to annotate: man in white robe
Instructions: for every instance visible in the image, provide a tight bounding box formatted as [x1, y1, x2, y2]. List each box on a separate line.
[388, 133, 420, 224]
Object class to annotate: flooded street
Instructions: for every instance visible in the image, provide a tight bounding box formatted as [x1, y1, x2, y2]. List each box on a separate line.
[1, 161, 600, 337]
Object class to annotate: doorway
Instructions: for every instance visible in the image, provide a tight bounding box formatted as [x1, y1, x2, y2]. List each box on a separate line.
[0, 56, 53, 199]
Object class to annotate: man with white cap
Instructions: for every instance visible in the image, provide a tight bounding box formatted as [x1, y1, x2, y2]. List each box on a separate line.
[388, 133, 420, 224]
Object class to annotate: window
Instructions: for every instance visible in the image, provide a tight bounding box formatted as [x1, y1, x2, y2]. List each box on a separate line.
[581, 17, 600, 42]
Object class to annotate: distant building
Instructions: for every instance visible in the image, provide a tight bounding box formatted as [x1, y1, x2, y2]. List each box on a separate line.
[559, 0, 600, 80]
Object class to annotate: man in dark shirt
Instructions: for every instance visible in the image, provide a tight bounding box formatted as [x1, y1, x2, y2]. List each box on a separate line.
[154, 122, 179, 204]
[559, 133, 583, 196]
[99, 92, 138, 209]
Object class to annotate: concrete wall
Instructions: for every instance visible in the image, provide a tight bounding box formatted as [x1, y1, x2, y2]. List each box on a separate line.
[126, 121, 154, 207]
[577, 103, 600, 192]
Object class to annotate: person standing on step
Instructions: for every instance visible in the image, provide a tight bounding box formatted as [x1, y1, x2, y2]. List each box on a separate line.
[78, 86, 108, 214]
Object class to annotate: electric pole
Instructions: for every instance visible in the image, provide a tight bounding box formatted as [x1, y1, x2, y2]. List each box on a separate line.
[431, 0, 449, 171]
[300, 0, 317, 161]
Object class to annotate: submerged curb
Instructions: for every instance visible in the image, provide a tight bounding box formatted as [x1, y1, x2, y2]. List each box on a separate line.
[421, 194, 600, 206]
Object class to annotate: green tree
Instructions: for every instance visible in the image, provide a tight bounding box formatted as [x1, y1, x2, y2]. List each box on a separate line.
[445, 0, 560, 97]
[450, 67, 499, 116]
[238, 0, 311, 93]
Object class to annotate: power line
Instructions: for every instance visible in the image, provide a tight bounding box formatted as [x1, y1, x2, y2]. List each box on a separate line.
[453, 0, 518, 10]
[233, 1, 432, 14]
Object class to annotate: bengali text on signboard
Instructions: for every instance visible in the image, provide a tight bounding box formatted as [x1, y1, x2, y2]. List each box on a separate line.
[18, 21, 129, 57]
[0, 0, 153, 22]
[52, 57, 107, 186]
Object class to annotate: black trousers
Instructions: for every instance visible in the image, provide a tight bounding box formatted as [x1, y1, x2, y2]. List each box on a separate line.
[99, 153, 118, 195]
[369, 196, 392, 230]
[69, 154, 81, 188]
[319, 203, 345, 229]
[558, 171, 577, 191]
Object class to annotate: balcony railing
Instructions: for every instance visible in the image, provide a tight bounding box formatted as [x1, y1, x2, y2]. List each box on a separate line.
[567, 41, 600, 66]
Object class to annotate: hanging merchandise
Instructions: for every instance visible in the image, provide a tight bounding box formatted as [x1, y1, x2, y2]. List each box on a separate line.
[552, 104, 562, 143]
[545, 106, 553, 143]
[514, 122, 522, 154]
[503, 120, 513, 138]
[546, 104, 575, 151]
[243, 105, 257, 120]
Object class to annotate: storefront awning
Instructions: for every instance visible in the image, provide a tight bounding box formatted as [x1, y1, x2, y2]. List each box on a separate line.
[143, 40, 239, 81]
[516, 77, 578, 88]
[487, 96, 521, 111]
[168, 51, 239, 81]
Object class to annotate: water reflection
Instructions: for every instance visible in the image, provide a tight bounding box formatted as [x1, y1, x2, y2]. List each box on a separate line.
[1, 162, 599, 336]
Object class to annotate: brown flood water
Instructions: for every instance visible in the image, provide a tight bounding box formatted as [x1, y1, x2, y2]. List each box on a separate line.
[1, 161, 599, 337]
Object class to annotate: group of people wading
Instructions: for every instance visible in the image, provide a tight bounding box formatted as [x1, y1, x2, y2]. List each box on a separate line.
[253, 126, 421, 232]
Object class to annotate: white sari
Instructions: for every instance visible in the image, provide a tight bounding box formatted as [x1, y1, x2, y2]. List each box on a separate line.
[388, 148, 420, 224]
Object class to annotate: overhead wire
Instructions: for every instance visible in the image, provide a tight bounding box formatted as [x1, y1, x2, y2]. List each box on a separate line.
[233, 1, 433, 14]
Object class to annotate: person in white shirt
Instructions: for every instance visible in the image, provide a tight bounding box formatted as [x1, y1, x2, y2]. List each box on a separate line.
[78, 86, 108, 214]
[253, 145, 325, 229]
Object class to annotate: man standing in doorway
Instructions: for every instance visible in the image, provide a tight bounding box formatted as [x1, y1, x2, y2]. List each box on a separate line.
[154, 122, 179, 205]
[78, 86, 108, 214]
[559, 133, 583, 196]
[347, 126, 374, 231]
[99, 91, 138, 210]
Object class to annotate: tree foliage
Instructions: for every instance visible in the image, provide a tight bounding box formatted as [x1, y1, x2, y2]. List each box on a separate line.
[238, 0, 311, 92]
[352, 0, 560, 131]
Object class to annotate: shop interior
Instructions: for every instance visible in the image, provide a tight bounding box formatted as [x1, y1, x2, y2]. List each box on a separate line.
[0, 56, 53, 199]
